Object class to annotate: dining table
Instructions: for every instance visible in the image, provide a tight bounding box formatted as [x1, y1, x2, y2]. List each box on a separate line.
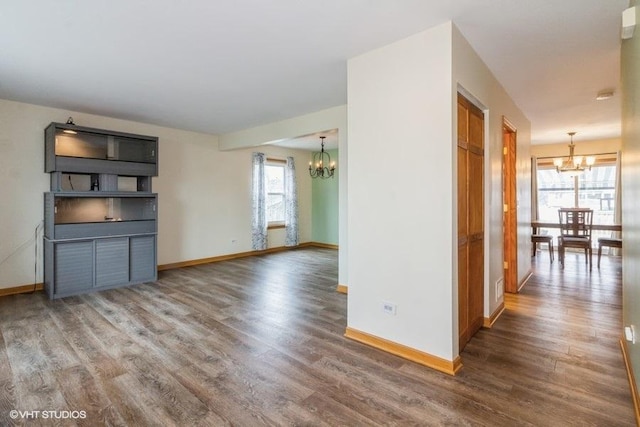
[531, 221, 622, 233]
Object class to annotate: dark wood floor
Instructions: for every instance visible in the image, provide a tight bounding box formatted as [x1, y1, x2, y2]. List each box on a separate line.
[0, 248, 634, 426]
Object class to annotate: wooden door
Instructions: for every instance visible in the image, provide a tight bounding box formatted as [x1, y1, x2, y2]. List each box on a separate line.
[457, 94, 484, 352]
[502, 121, 518, 293]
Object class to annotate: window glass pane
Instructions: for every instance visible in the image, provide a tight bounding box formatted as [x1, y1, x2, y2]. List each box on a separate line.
[578, 165, 616, 241]
[267, 194, 285, 222]
[537, 168, 575, 222]
[577, 165, 616, 218]
[265, 165, 284, 193]
[265, 164, 285, 223]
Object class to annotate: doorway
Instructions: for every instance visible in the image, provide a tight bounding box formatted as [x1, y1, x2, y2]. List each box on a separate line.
[502, 119, 518, 293]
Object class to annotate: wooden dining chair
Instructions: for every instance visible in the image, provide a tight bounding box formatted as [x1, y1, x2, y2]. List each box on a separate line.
[558, 208, 593, 270]
[531, 233, 554, 262]
[597, 237, 622, 268]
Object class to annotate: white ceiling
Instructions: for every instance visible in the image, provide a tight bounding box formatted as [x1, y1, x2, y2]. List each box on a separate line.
[0, 1, 629, 148]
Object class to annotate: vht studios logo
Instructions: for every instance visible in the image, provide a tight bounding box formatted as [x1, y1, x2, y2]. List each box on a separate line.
[9, 410, 87, 420]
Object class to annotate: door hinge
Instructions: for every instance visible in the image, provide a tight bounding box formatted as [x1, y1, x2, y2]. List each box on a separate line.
[503, 261, 508, 269]
[503, 146, 508, 155]
[503, 204, 508, 213]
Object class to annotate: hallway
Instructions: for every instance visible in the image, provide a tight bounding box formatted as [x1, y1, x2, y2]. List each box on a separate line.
[460, 251, 634, 425]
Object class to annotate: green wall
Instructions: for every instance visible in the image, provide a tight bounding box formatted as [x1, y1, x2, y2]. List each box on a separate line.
[311, 149, 339, 245]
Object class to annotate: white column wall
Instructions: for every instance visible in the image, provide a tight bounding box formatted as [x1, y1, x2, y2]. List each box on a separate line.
[347, 23, 455, 360]
[347, 21, 531, 361]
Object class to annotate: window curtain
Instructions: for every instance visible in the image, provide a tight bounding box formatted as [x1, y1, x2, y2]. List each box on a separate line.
[284, 156, 299, 246]
[531, 156, 539, 221]
[612, 151, 622, 255]
[251, 152, 267, 250]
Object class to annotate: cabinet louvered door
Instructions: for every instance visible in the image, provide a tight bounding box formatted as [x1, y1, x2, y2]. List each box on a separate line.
[95, 238, 129, 287]
[457, 93, 485, 352]
[130, 236, 156, 283]
[55, 241, 94, 295]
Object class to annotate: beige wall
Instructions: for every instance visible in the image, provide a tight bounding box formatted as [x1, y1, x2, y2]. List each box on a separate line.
[0, 99, 312, 289]
[621, 0, 640, 394]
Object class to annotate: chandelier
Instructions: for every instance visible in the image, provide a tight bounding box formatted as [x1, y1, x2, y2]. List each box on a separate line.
[553, 132, 595, 175]
[308, 136, 335, 179]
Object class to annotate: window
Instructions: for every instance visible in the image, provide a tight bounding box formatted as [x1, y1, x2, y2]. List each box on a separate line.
[252, 154, 298, 248]
[265, 161, 285, 227]
[537, 159, 617, 241]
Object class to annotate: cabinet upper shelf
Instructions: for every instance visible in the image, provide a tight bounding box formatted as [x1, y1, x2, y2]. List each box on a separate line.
[44, 192, 158, 240]
[45, 122, 158, 176]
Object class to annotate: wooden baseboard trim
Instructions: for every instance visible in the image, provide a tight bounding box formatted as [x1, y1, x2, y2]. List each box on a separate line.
[517, 269, 533, 292]
[0, 283, 44, 298]
[158, 245, 293, 271]
[344, 327, 462, 376]
[303, 242, 339, 250]
[620, 339, 640, 425]
[158, 243, 338, 271]
[336, 284, 348, 294]
[483, 302, 505, 328]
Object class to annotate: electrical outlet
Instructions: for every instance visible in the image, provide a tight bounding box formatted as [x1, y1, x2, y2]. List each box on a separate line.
[382, 301, 397, 315]
[495, 278, 504, 301]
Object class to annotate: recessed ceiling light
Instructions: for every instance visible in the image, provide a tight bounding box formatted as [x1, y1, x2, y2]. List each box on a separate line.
[596, 90, 614, 101]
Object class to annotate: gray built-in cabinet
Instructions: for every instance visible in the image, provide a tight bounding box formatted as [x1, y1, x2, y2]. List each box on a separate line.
[43, 122, 159, 299]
